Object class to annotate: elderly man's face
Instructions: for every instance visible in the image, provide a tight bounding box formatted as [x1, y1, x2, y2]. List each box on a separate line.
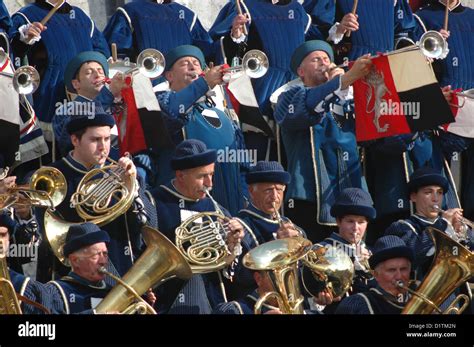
[69, 242, 109, 282]
[249, 183, 285, 216]
[410, 185, 444, 220]
[166, 56, 203, 91]
[336, 215, 368, 245]
[297, 50, 331, 87]
[175, 163, 215, 200]
[374, 257, 411, 298]
[0, 226, 9, 258]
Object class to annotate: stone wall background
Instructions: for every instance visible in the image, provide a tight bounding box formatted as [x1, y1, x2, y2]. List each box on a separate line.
[4, 0, 474, 31]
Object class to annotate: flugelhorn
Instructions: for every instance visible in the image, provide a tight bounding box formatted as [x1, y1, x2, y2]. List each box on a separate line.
[0, 66, 40, 95]
[222, 49, 269, 83]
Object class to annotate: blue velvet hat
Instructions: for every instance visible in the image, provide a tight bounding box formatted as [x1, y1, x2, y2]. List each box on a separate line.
[246, 161, 291, 185]
[65, 102, 115, 134]
[290, 40, 334, 74]
[64, 51, 109, 92]
[63, 222, 110, 258]
[171, 139, 217, 170]
[407, 167, 449, 194]
[369, 235, 414, 269]
[330, 188, 376, 220]
[165, 45, 205, 71]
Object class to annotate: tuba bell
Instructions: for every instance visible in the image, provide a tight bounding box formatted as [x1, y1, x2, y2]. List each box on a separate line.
[95, 226, 192, 314]
[243, 237, 312, 314]
[300, 244, 355, 299]
[401, 227, 474, 314]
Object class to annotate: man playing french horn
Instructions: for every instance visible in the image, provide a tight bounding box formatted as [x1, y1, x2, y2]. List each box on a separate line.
[35, 102, 157, 283]
[151, 139, 245, 314]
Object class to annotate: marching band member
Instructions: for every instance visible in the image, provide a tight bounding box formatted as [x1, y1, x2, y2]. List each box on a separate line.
[103, 0, 215, 63]
[209, 0, 324, 162]
[9, 0, 110, 156]
[273, 40, 371, 242]
[156, 44, 248, 215]
[151, 139, 245, 314]
[307, 188, 376, 313]
[229, 161, 303, 299]
[385, 167, 473, 280]
[53, 51, 127, 157]
[35, 105, 156, 282]
[336, 235, 414, 314]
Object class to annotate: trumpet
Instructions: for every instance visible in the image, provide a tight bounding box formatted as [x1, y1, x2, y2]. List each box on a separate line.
[418, 30, 449, 60]
[0, 66, 40, 95]
[103, 48, 166, 85]
[222, 49, 269, 83]
[450, 89, 474, 108]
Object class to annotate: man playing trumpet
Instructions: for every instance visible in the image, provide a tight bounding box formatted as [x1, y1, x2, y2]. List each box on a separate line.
[155, 44, 249, 215]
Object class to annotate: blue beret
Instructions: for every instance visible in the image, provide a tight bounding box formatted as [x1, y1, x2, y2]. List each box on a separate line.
[290, 40, 334, 74]
[64, 51, 109, 92]
[330, 188, 376, 220]
[407, 167, 449, 194]
[66, 102, 115, 134]
[165, 45, 205, 71]
[171, 139, 217, 170]
[63, 222, 110, 258]
[369, 235, 414, 269]
[246, 161, 290, 185]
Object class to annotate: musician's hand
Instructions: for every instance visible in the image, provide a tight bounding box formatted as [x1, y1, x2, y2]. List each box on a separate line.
[336, 13, 359, 36]
[441, 85, 454, 103]
[145, 288, 156, 306]
[109, 73, 129, 98]
[341, 54, 372, 89]
[442, 208, 464, 229]
[0, 176, 16, 194]
[328, 66, 345, 81]
[231, 14, 248, 39]
[439, 29, 450, 40]
[276, 221, 299, 239]
[314, 288, 341, 306]
[26, 22, 46, 40]
[118, 153, 137, 177]
[204, 65, 224, 89]
[225, 218, 244, 252]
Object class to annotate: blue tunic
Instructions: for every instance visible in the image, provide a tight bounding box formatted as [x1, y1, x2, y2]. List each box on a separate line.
[103, 0, 215, 61]
[213, 290, 277, 314]
[335, 285, 406, 314]
[151, 183, 231, 314]
[0, 0, 10, 52]
[156, 78, 248, 215]
[209, 0, 318, 118]
[274, 77, 366, 225]
[10, 1, 110, 137]
[336, 0, 418, 60]
[34, 152, 157, 281]
[48, 272, 111, 314]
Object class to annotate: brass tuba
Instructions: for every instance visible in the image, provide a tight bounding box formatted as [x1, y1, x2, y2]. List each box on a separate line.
[95, 226, 192, 314]
[300, 244, 355, 299]
[45, 157, 138, 265]
[243, 237, 312, 314]
[401, 227, 474, 314]
[0, 241, 22, 314]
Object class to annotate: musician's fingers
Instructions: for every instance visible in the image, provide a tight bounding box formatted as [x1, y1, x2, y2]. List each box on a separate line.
[31, 22, 46, 32]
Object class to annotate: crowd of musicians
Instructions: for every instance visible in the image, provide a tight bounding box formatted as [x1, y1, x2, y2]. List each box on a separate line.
[0, 0, 473, 315]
